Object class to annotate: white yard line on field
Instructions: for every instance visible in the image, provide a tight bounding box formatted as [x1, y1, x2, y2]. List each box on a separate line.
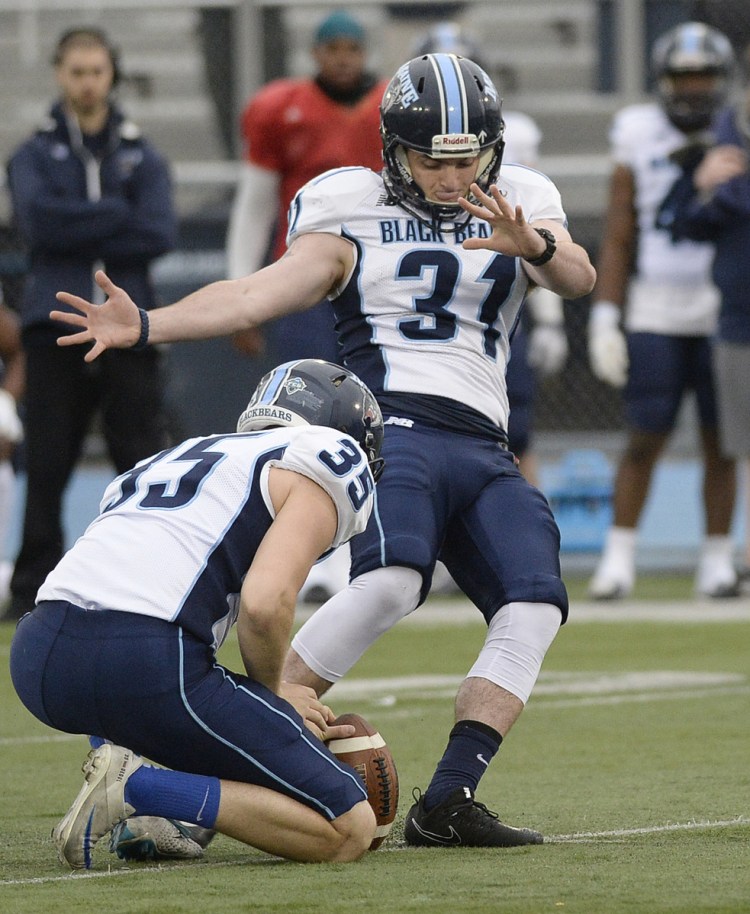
[548, 816, 750, 842]
[4, 671, 747, 747]
[369, 684, 750, 719]
[295, 598, 750, 627]
[0, 859, 249, 886]
[1, 817, 748, 886]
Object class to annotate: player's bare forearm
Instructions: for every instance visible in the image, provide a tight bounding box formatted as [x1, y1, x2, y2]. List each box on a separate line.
[522, 238, 596, 299]
[51, 233, 350, 361]
[237, 595, 295, 694]
[523, 232, 596, 299]
[591, 164, 636, 304]
[459, 184, 596, 299]
[238, 472, 338, 693]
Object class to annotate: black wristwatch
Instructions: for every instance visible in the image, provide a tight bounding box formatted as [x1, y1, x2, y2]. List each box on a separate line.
[524, 228, 557, 266]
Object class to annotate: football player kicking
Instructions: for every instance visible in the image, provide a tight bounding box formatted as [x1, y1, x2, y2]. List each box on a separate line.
[11, 360, 385, 868]
[49, 53, 595, 849]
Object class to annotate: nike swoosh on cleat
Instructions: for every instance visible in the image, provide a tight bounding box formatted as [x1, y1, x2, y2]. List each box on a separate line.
[409, 820, 462, 846]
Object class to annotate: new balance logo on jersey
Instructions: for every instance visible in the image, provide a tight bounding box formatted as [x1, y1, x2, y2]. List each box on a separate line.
[384, 416, 414, 428]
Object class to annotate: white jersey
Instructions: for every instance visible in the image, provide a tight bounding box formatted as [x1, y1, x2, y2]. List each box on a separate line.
[38, 426, 375, 649]
[287, 166, 566, 432]
[610, 102, 719, 335]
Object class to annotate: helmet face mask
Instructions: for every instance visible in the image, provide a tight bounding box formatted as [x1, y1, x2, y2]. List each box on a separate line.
[651, 22, 734, 132]
[237, 359, 385, 482]
[380, 53, 505, 232]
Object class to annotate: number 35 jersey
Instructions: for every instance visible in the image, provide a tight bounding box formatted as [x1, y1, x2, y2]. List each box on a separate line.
[288, 165, 567, 432]
[37, 426, 375, 648]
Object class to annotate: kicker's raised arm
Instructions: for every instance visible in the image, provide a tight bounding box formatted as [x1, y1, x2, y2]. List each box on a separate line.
[52, 232, 353, 362]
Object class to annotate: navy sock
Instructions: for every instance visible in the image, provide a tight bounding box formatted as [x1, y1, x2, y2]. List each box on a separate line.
[423, 720, 502, 811]
[124, 765, 222, 829]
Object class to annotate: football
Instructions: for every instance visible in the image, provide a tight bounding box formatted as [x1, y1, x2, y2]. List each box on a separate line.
[328, 712, 399, 850]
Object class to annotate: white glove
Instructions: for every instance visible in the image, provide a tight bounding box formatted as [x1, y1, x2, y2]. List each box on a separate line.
[526, 288, 568, 376]
[588, 301, 628, 388]
[527, 324, 568, 376]
[0, 388, 22, 443]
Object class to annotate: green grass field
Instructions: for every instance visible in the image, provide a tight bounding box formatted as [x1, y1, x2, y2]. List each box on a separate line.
[2, 576, 749, 914]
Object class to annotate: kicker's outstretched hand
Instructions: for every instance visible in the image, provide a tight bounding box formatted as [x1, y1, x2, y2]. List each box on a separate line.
[459, 183, 545, 259]
[52, 270, 142, 362]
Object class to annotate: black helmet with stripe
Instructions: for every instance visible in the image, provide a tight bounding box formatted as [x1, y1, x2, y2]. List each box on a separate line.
[380, 53, 505, 229]
[652, 21, 734, 132]
[237, 359, 384, 482]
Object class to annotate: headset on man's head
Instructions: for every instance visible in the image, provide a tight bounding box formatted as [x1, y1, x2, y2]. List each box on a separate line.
[52, 27, 121, 87]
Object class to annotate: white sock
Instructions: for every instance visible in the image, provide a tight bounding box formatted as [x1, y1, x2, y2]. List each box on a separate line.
[603, 526, 637, 562]
[594, 526, 637, 581]
[696, 535, 736, 590]
[699, 535, 734, 564]
[0, 460, 16, 558]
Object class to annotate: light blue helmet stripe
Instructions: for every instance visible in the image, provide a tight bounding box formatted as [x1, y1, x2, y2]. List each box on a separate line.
[258, 362, 296, 404]
[431, 53, 466, 135]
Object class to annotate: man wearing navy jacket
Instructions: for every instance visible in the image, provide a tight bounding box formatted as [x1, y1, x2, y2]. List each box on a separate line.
[659, 48, 750, 582]
[4, 27, 177, 619]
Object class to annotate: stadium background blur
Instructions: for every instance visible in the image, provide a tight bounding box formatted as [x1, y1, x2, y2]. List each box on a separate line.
[2, 0, 750, 573]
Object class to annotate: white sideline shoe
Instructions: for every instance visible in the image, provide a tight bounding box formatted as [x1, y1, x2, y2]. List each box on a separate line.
[589, 527, 636, 600]
[588, 566, 634, 600]
[695, 559, 739, 599]
[110, 816, 213, 861]
[52, 744, 142, 869]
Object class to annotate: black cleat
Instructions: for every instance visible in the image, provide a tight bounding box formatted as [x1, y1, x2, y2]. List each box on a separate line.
[404, 787, 543, 848]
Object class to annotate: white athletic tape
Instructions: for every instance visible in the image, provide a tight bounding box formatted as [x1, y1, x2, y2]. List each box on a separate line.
[327, 732, 386, 754]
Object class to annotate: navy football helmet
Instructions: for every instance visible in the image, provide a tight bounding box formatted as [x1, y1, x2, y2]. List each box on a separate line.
[237, 359, 384, 481]
[652, 21, 734, 132]
[380, 53, 505, 230]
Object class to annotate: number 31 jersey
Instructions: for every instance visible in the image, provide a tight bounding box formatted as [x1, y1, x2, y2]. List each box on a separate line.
[37, 426, 375, 648]
[287, 165, 567, 431]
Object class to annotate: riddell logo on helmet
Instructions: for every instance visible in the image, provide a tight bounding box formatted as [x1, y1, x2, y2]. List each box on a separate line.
[432, 134, 479, 155]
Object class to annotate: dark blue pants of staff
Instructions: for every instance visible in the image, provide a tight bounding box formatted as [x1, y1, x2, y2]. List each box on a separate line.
[10, 344, 170, 617]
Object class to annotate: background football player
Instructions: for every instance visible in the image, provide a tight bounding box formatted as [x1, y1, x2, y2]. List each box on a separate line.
[588, 21, 738, 600]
